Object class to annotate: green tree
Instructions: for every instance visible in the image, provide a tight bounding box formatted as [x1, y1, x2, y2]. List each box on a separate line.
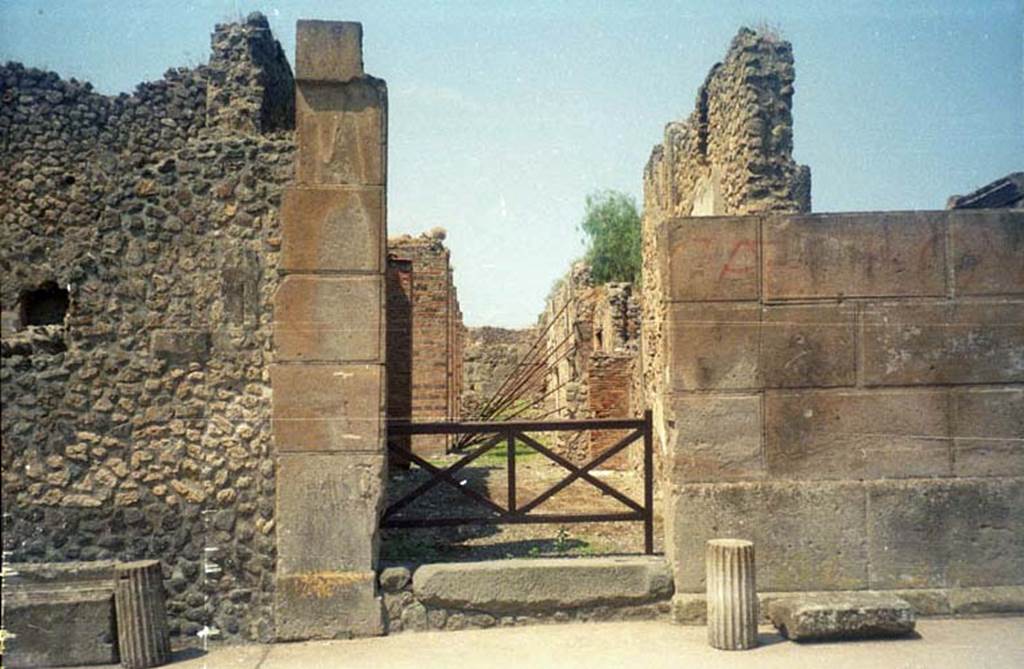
[578, 189, 641, 284]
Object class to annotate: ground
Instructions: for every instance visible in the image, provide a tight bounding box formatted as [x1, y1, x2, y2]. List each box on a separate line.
[380, 438, 663, 563]
[73, 618, 1024, 669]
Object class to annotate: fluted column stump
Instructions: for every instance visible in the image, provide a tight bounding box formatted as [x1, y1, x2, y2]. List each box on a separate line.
[114, 560, 171, 669]
[706, 539, 758, 650]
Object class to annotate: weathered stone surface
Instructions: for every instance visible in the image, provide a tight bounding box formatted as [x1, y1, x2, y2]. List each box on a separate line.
[760, 304, 856, 388]
[666, 216, 760, 301]
[666, 394, 763, 482]
[275, 454, 385, 575]
[379, 566, 412, 593]
[295, 79, 387, 187]
[412, 557, 673, 614]
[114, 560, 172, 669]
[765, 389, 951, 479]
[273, 274, 383, 362]
[948, 586, 1024, 615]
[668, 302, 759, 390]
[763, 212, 946, 299]
[768, 592, 915, 641]
[862, 301, 1024, 386]
[295, 20, 364, 82]
[668, 481, 868, 593]
[867, 479, 1024, 589]
[706, 539, 758, 650]
[281, 186, 384, 272]
[271, 364, 383, 452]
[149, 328, 211, 364]
[5, 588, 118, 668]
[950, 210, 1024, 295]
[275, 571, 383, 640]
[952, 388, 1024, 476]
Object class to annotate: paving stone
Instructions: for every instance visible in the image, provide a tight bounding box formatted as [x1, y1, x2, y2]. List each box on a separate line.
[769, 592, 915, 641]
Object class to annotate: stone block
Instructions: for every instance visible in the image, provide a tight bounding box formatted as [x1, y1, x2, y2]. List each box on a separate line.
[667, 302, 759, 391]
[668, 481, 868, 593]
[295, 79, 387, 187]
[412, 557, 673, 614]
[665, 216, 759, 301]
[950, 210, 1024, 296]
[861, 301, 1024, 386]
[276, 453, 385, 575]
[953, 388, 1024, 476]
[666, 394, 763, 482]
[149, 328, 210, 364]
[866, 478, 1024, 589]
[275, 570, 384, 640]
[295, 20, 364, 82]
[281, 186, 384, 272]
[760, 304, 856, 388]
[5, 588, 117, 668]
[765, 389, 951, 479]
[273, 274, 382, 362]
[948, 586, 1024, 615]
[768, 592, 915, 641]
[763, 212, 946, 299]
[271, 364, 383, 453]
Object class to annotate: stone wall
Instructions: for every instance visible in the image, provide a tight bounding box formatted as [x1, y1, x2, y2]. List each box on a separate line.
[640, 27, 811, 468]
[461, 326, 538, 418]
[653, 209, 1024, 611]
[386, 231, 464, 454]
[1, 13, 294, 642]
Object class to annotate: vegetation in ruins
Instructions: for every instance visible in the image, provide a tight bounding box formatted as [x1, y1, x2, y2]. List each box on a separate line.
[578, 190, 642, 284]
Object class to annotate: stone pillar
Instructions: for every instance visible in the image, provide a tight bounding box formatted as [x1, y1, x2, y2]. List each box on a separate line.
[706, 539, 757, 650]
[272, 19, 388, 640]
[114, 560, 171, 669]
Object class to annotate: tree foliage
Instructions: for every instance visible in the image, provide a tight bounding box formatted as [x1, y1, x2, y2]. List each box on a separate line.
[578, 189, 641, 284]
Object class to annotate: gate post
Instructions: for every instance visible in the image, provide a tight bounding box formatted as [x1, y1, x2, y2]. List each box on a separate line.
[272, 20, 388, 640]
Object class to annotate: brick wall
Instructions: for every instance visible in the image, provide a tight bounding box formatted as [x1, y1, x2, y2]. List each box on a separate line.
[386, 234, 463, 454]
[655, 209, 1024, 610]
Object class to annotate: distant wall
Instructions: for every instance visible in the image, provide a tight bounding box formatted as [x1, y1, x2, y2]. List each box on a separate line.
[655, 209, 1024, 609]
[461, 326, 538, 418]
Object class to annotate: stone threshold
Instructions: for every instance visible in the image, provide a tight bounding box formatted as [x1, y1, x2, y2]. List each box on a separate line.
[671, 586, 1024, 624]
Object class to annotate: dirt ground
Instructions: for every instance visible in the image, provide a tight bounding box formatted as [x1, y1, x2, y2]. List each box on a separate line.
[380, 438, 664, 565]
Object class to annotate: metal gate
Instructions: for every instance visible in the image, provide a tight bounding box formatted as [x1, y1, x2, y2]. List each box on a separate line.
[382, 410, 654, 554]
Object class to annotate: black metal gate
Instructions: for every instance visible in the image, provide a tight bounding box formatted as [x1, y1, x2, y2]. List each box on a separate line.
[382, 410, 654, 555]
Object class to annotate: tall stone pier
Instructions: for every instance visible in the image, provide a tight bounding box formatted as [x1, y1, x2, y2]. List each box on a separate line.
[272, 20, 388, 640]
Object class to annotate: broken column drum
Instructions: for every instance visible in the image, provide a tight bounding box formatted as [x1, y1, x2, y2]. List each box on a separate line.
[114, 560, 172, 669]
[705, 539, 757, 650]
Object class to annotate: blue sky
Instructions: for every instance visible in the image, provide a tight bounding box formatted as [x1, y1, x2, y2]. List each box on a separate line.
[2, 1, 1021, 327]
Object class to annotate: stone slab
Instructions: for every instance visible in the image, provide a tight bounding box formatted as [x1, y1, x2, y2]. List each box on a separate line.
[950, 210, 1024, 296]
[667, 302, 760, 391]
[948, 586, 1024, 615]
[295, 20, 364, 83]
[667, 481, 868, 593]
[271, 364, 383, 453]
[765, 389, 951, 479]
[276, 453, 385, 575]
[295, 79, 387, 187]
[412, 557, 673, 615]
[768, 592, 915, 641]
[763, 212, 946, 300]
[761, 304, 856, 388]
[665, 394, 763, 482]
[861, 301, 1024, 386]
[281, 186, 384, 272]
[5, 588, 118, 668]
[867, 478, 1024, 589]
[665, 216, 760, 301]
[952, 388, 1024, 477]
[273, 274, 382, 362]
[275, 571, 383, 640]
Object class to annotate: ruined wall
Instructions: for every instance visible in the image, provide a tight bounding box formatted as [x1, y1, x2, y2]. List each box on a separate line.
[656, 209, 1024, 614]
[461, 326, 538, 418]
[0, 13, 294, 642]
[386, 232, 463, 454]
[640, 27, 811, 466]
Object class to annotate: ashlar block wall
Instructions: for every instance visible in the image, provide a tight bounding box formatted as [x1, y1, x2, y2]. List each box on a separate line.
[658, 209, 1024, 612]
